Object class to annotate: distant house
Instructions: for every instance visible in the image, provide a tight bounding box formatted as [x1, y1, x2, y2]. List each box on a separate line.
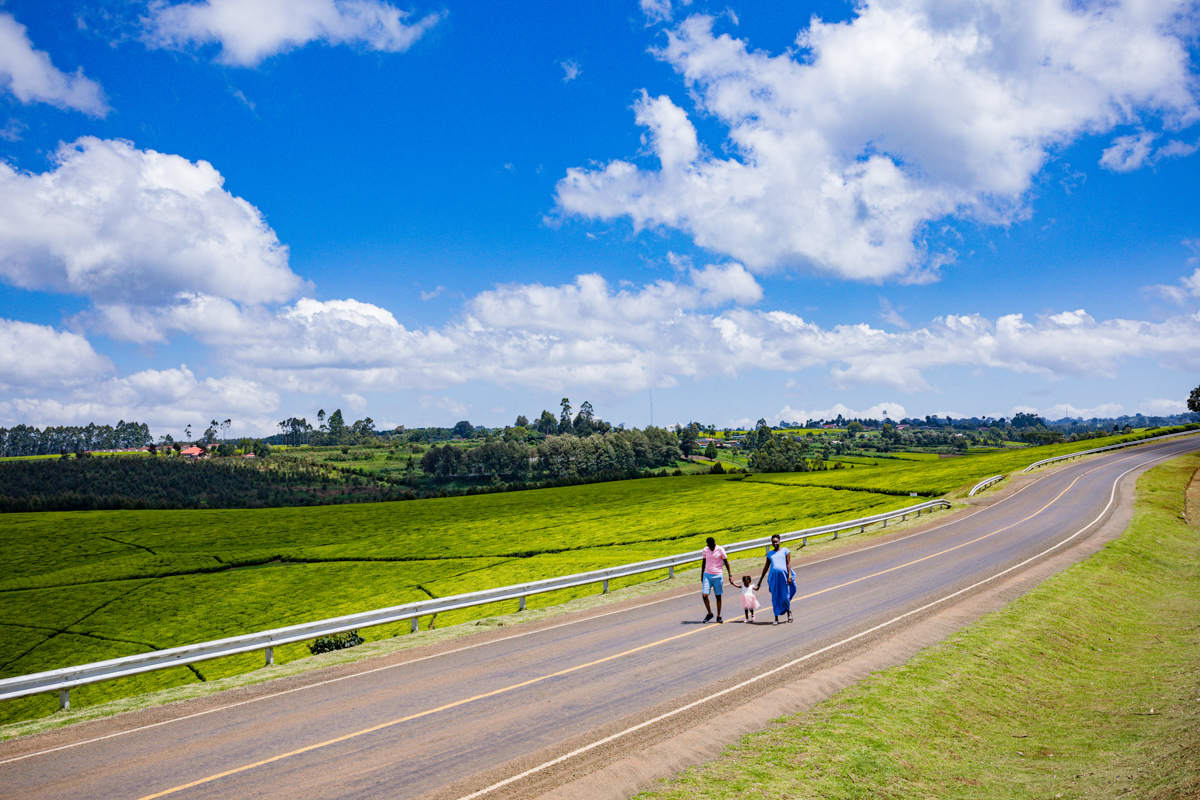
[180, 446, 204, 458]
[242, 453, 257, 458]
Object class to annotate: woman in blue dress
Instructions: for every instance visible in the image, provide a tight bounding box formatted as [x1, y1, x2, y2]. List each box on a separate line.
[754, 534, 795, 624]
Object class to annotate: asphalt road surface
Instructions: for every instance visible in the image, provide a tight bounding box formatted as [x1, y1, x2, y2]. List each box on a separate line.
[2, 435, 1197, 800]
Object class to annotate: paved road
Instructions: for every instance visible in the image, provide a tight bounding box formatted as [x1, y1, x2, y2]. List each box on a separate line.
[2, 436, 1197, 800]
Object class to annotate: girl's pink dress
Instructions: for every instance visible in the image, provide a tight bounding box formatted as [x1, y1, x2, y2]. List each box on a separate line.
[740, 586, 761, 611]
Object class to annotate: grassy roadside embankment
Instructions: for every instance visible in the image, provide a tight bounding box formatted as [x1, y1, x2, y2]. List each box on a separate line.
[636, 453, 1200, 800]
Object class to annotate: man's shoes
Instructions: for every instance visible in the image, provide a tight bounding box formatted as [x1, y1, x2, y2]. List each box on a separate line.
[703, 613, 714, 623]
[716, 616, 723, 624]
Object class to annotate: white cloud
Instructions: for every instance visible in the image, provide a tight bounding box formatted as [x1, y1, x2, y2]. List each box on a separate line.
[1155, 138, 1200, 160]
[0, 137, 306, 319]
[878, 297, 910, 329]
[561, 59, 580, 82]
[419, 395, 472, 418]
[1184, 267, 1200, 295]
[689, 263, 762, 306]
[341, 392, 368, 413]
[119, 269, 1200, 400]
[1136, 397, 1187, 415]
[1102, 132, 1200, 171]
[762, 402, 908, 426]
[8, 270, 1200, 431]
[1100, 132, 1158, 172]
[0, 319, 113, 393]
[1040, 402, 1126, 419]
[640, 0, 674, 25]
[0, 364, 280, 438]
[0, 13, 108, 116]
[144, 0, 443, 67]
[1141, 266, 1200, 306]
[558, 3, 1199, 280]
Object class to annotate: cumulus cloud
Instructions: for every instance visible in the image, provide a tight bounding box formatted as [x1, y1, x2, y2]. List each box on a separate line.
[561, 59, 580, 82]
[7, 269, 1200, 431]
[144, 0, 443, 67]
[0, 319, 114, 393]
[0, 364, 280, 437]
[0, 137, 306, 321]
[104, 268, 1200, 400]
[557, 2, 1200, 280]
[0, 13, 108, 116]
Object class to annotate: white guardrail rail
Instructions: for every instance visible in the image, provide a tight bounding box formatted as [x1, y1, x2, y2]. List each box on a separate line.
[1020, 427, 1200, 473]
[0, 497, 951, 710]
[968, 475, 1004, 496]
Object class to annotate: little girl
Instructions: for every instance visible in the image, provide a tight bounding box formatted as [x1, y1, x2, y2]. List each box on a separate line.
[739, 575, 761, 622]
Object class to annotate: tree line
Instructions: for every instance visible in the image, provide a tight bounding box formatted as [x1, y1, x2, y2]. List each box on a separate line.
[418, 426, 684, 480]
[0, 457, 399, 513]
[0, 422, 152, 458]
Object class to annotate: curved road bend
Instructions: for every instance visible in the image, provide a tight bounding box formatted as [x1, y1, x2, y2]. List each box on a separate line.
[1, 435, 1197, 800]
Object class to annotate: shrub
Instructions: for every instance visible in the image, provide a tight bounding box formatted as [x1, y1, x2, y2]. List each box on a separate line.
[308, 630, 365, 654]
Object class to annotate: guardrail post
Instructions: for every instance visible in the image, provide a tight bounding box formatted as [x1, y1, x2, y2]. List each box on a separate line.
[264, 647, 273, 667]
[833, 529, 839, 539]
[59, 689, 69, 711]
[801, 536, 808, 548]
[668, 564, 674, 578]
[602, 579, 609, 593]
[882, 518, 887, 527]
[410, 617, 418, 633]
[902, 514, 907, 521]
[519, 596, 526, 611]
[917, 509, 921, 517]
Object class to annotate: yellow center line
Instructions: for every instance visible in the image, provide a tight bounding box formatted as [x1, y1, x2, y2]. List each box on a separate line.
[795, 457, 1120, 602]
[137, 625, 715, 799]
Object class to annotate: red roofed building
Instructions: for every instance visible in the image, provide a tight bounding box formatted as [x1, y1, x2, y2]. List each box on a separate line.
[181, 446, 204, 458]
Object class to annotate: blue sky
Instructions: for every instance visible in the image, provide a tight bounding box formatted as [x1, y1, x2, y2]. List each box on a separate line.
[0, 0, 1198, 437]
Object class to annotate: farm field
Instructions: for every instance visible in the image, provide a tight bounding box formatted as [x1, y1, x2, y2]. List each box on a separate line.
[753, 428, 1192, 496]
[0, 476, 915, 725]
[0, 426, 1192, 726]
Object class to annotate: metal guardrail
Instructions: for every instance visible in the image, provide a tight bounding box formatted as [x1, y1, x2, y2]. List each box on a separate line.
[0, 497, 951, 709]
[968, 475, 1004, 496]
[1020, 428, 1200, 473]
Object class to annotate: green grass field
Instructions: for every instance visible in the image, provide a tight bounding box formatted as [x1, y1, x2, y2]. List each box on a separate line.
[635, 452, 1200, 800]
[0, 477, 918, 724]
[0, 427, 1193, 726]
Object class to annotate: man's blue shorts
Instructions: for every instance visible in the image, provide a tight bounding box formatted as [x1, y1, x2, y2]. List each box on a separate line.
[701, 572, 723, 596]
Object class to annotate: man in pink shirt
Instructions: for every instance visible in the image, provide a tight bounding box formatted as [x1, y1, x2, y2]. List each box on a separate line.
[699, 536, 734, 623]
